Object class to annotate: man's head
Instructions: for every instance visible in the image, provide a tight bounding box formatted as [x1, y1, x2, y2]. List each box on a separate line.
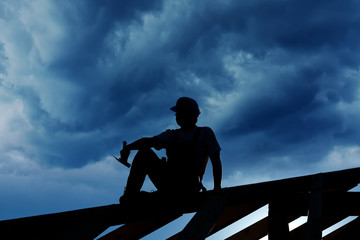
[171, 97, 200, 129]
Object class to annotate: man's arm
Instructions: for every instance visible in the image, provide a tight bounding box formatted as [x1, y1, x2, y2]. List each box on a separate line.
[119, 137, 159, 163]
[124, 137, 158, 151]
[209, 151, 222, 190]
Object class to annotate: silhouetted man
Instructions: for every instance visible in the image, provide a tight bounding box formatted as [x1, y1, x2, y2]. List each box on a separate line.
[119, 97, 222, 202]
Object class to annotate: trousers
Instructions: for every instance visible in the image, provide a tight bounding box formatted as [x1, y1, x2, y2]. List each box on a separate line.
[124, 148, 200, 194]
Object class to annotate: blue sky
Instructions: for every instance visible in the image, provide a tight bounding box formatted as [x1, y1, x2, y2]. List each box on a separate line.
[1, 0, 360, 238]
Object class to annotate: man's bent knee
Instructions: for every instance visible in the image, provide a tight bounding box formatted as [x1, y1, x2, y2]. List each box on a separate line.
[137, 148, 156, 158]
[132, 148, 158, 166]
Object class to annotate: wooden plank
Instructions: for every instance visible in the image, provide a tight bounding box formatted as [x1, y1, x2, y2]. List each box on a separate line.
[268, 200, 291, 240]
[289, 216, 347, 240]
[55, 218, 110, 240]
[259, 192, 360, 217]
[323, 217, 360, 240]
[225, 217, 268, 240]
[177, 195, 227, 240]
[225, 190, 359, 240]
[167, 200, 267, 240]
[221, 167, 360, 207]
[307, 174, 323, 240]
[2, 167, 360, 239]
[98, 214, 181, 240]
[0, 201, 180, 239]
[226, 216, 298, 240]
[0, 204, 118, 239]
[322, 192, 360, 216]
[208, 201, 267, 236]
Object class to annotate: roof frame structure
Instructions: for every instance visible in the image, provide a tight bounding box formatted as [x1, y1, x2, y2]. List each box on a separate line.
[2, 167, 360, 239]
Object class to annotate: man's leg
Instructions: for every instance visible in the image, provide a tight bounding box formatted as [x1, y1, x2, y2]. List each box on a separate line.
[123, 148, 165, 195]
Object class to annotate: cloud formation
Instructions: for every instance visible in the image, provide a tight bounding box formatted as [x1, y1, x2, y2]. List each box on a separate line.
[1, 0, 360, 225]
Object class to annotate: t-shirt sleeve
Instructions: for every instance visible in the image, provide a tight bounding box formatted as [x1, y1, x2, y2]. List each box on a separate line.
[203, 127, 221, 156]
[154, 129, 174, 150]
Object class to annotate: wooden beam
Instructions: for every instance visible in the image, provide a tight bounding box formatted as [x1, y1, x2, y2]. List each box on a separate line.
[208, 201, 267, 236]
[323, 217, 360, 240]
[98, 214, 181, 240]
[289, 216, 347, 240]
[177, 195, 227, 240]
[255, 192, 360, 217]
[226, 216, 298, 240]
[0, 204, 118, 239]
[0, 202, 180, 239]
[221, 167, 360, 207]
[166, 201, 266, 240]
[268, 200, 290, 240]
[225, 216, 268, 240]
[2, 167, 360, 239]
[322, 192, 360, 216]
[307, 174, 323, 240]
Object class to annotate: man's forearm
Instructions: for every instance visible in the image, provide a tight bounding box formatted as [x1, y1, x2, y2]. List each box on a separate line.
[210, 152, 222, 190]
[125, 137, 155, 151]
[213, 162, 222, 189]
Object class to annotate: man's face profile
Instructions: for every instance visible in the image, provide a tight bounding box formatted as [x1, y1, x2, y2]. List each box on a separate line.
[175, 109, 198, 129]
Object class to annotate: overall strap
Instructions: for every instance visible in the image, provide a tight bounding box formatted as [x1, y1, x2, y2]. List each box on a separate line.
[192, 126, 201, 146]
[193, 127, 207, 192]
[172, 126, 201, 144]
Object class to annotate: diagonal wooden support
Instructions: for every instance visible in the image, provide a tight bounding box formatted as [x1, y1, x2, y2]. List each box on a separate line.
[54, 217, 110, 240]
[289, 216, 347, 240]
[177, 194, 227, 240]
[323, 216, 360, 240]
[167, 201, 266, 240]
[268, 200, 290, 240]
[225, 216, 268, 240]
[307, 174, 323, 240]
[98, 213, 181, 240]
[2, 167, 360, 239]
[208, 201, 267, 236]
[226, 215, 299, 240]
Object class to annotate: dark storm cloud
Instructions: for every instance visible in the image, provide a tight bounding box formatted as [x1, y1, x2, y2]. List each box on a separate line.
[0, 0, 166, 167]
[45, 0, 164, 67]
[205, 0, 360, 156]
[2, 0, 360, 170]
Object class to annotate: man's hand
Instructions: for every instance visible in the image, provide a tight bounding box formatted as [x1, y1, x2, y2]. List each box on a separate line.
[120, 141, 130, 161]
[114, 137, 157, 167]
[113, 141, 131, 168]
[120, 141, 130, 163]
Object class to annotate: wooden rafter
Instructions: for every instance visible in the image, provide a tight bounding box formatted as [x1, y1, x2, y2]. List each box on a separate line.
[1, 167, 360, 240]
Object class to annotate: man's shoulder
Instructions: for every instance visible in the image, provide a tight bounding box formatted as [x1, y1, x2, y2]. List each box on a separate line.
[198, 126, 215, 135]
[156, 128, 178, 138]
[199, 126, 212, 131]
[154, 129, 180, 148]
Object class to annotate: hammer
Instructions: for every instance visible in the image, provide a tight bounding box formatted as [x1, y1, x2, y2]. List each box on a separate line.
[113, 141, 131, 168]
